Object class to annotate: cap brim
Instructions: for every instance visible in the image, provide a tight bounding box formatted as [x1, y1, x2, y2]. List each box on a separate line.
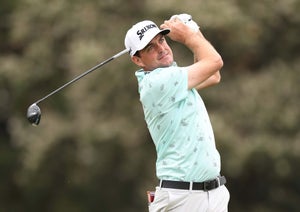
[161, 28, 170, 35]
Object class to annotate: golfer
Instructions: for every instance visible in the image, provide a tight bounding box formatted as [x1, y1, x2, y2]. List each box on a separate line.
[125, 15, 230, 211]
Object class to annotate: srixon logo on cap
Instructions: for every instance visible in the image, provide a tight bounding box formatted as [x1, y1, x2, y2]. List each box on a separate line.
[137, 24, 157, 40]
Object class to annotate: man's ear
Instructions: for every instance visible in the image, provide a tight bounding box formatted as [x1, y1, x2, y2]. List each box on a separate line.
[131, 56, 144, 67]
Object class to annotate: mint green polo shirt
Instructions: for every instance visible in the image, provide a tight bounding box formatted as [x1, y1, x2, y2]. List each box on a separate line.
[135, 63, 220, 182]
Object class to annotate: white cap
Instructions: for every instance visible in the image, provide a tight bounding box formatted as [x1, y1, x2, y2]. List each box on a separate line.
[124, 20, 170, 56]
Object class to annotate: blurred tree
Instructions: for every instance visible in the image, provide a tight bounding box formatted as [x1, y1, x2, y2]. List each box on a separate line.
[0, 0, 299, 211]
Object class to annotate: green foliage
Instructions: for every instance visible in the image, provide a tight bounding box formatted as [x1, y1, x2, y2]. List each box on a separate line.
[0, 0, 299, 211]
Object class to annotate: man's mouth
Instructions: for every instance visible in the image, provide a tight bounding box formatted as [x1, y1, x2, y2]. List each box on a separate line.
[158, 52, 169, 60]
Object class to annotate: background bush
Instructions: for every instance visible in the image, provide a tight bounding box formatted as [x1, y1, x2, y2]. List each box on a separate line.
[0, 0, 299, 211]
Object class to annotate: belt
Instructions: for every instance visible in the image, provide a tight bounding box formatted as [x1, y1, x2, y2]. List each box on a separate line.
[160, 176, 226, 191]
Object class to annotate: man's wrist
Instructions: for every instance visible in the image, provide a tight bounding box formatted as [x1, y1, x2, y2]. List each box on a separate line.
[184, 32, 206, 51]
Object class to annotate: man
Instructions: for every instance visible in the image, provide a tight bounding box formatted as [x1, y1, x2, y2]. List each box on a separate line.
[125, 15, 230, 211]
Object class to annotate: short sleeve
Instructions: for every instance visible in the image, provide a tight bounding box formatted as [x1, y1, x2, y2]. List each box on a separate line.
[139, 66, 188, 115]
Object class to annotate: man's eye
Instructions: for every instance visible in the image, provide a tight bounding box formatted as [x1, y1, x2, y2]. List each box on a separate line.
[146, 45, 153, 51]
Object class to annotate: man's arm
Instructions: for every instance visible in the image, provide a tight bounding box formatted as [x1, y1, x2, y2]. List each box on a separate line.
[161, 19, 223, 90]
[193, 49, 221, 90]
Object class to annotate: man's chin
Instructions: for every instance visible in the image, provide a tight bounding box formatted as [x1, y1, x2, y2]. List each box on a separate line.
[164, 60, 174, 67]
[159, 57, 173, 66]
[146, 61, 174, 71]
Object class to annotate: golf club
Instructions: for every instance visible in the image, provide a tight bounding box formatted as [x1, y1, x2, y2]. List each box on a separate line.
[27, 48, 129, 126]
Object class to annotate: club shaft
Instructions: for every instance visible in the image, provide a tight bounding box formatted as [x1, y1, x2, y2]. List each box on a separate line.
[34, 49, 129, 105]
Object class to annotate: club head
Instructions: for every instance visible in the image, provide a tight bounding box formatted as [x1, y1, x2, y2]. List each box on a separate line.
[27, 103, 41, 126]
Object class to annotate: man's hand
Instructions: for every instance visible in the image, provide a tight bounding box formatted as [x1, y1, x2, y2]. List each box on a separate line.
[170, 14, 200, 32]
[160, 18, 198, 45]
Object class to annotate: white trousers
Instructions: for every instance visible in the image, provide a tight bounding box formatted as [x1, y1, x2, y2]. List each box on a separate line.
[148, 185, 230, 212]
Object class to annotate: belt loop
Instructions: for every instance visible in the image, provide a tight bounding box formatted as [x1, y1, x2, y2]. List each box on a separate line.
[216, 176, 220, 187]
[189, 182, 193, 191]
[159, 180, 162, 190]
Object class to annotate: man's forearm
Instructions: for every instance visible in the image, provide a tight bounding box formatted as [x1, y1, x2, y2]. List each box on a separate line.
[195, 71, 221, 90]
[160, 19, 223, 89]
[185, 31, 221, 63]
[191, 33, 222, 90]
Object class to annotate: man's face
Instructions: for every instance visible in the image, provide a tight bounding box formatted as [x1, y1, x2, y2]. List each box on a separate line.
[132, 34, 173, 71]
